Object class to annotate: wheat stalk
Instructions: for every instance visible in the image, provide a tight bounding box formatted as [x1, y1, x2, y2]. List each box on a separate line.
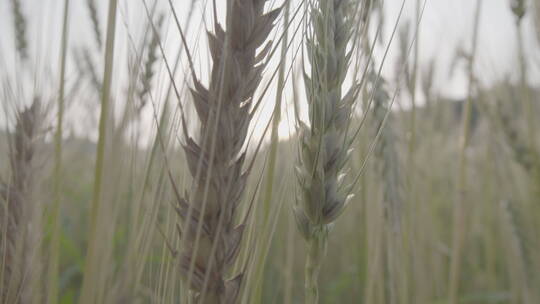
[535, 0, 540, 43]
[78, 0, 119, 302]
[448, 1, 482, 303]
[510, 0, 536, 153]
[498, 200, 534, 304]
[47, 2, 70, 304]
[293, 0, 357, 302]
[174, 1, 280, 303]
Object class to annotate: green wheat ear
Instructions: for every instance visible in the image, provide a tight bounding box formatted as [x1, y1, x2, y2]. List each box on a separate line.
[294, 0, 359, 302]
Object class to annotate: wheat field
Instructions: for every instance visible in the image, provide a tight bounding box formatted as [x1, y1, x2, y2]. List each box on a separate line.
[0, 0, 539, 303]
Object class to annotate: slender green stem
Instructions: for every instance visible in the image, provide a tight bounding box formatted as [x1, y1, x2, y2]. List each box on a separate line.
[48, 1, 70, 303]
[79, 0, 118, 302]
[404, 2, 421, 303]
[283, 212, 295, 304]
[305, 231, 327, 304]
[448, 1, 482, 303]
[516, 18, 536, 159]
[407, 0, 420, 162]
[251, 3, 290, 302]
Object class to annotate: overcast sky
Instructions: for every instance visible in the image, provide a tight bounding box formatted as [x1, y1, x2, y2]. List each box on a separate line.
[0, 0, 538, 139]
[1, 0, 538, 87]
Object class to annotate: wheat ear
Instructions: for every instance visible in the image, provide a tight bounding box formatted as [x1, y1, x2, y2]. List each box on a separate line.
[294, 0, 356, 302]
[10, 0, 28, 61]
[371, 74, 406, 304]
[175, 1, 280, 303]
[1, 100, 42, 304]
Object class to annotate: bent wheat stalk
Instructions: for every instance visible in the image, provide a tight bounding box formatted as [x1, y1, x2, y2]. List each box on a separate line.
[174, 1, 280, 303]
[294, 0, 356, 302]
